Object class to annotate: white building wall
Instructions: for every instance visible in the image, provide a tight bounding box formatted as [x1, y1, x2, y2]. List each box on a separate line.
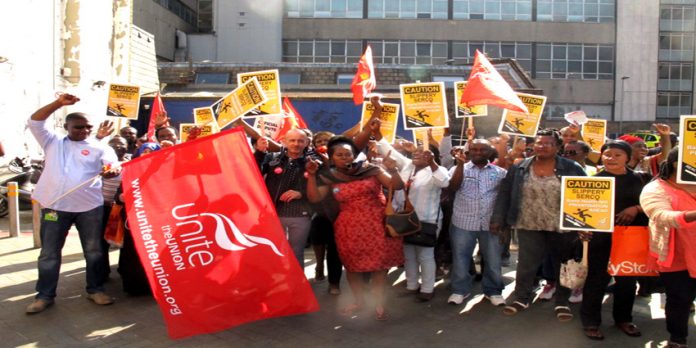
[0, 0, 142, 160]
[0, 0, 62, 160]
[214, 0, 283, 62]
[615, 0, 660, 123]
[188, 34, 218, 61]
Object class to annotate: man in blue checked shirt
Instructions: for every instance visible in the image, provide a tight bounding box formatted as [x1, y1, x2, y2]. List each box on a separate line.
[446, 139, 507, 306]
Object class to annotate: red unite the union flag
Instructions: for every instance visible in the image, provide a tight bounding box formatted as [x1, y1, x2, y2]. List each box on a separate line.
[120, 127, 319, 339]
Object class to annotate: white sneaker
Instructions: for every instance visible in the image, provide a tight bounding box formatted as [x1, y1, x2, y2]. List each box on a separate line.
[485, 295, 505, 306]
[569, 288, 583, 303]
[539, 282, 556, 300]
[447, 293, 470, 305]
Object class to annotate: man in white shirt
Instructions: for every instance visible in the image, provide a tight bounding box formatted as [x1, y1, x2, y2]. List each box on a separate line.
[25, 94, 120, 314]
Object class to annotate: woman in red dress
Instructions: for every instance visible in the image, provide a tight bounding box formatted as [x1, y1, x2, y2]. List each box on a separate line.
[306, 136, 404, 321]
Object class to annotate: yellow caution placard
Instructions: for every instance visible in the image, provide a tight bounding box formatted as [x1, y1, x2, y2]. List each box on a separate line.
[455, 81, 487, 118]
[360, 102, 400, 144]
[179, 123, 219, 143]
[213, 77, 267, 129]
[498, 93, 546, 137]
[106, 83, 141, 119]
[560, 176, 615, 232]
[677, 115, 696, 184]
[412, 128, 445, 148]
[581, 119, 607, 153]
[399, 82, 449, 130]
[237, 69, 281, 116]
[193, 107, 215, 125]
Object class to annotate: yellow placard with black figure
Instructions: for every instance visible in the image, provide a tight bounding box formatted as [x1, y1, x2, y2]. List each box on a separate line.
[237, 69, 281, 116]
[413, 128, 445, 148]
[454, 81, 488, 118]
[213, 77, 267, 129]
[106, 83, 140, 119]
[560, 176, 615, 232]
[498, 93, 546, 137]
[179, 123, 218, 143]
[400, 82, 449, 130]
[581, 119, 607, 153]
[677, 115, 696, 184]
[193, 107, 215, 125]
[360, 102, 399, 144]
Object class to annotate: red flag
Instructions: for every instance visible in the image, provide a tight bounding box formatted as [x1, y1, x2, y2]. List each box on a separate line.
[270, 97, 308, 141]
[147, 92, 165, 142]
[461, 50, 528, 114]
[282, 97, 308, 129]
[120, 128, 319, 339]
[350, 45, 376, 105]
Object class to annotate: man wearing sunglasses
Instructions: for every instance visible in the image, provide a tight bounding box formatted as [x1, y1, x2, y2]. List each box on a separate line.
[562, 141, 596, 176]
[25, 93, 120, 314]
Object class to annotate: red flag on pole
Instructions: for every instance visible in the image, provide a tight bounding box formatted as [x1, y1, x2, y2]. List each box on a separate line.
[120, 128, 319, 339]
[147, 92, 165, 142]
[350, 45, 376, 105]
[268, 97, 309, 141]
[282, 97, 308, 129]
[460, 50, 529, 114]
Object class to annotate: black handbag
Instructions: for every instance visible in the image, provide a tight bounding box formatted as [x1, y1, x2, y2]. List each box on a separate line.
[403, 222, 438, 247]
[384, 182, 421, 238]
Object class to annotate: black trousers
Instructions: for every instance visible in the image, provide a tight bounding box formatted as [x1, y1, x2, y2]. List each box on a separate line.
[309, 215, 342, 285]
[660, 271, 696, 345]
[580, 232, 637, 327]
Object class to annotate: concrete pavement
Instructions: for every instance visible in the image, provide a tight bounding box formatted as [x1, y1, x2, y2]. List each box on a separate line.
[0, 212, 692, 347]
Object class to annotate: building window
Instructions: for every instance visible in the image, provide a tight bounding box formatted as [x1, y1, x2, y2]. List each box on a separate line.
[658, 62, 693, 91]
[279, 73, 302, 85]
[542, 104, 612, 120]
[662, 0, 696, 5]
[660, 5, 696, 32]
[367, 40, 448, 64]
[367, 0, 448, 19]
[433, 76, 466, 88]
[535, 43, 613, 80]
[659, 32, 695, 61]
[197, 0, 213, 32]
[451, 41, 532, 72]
[286, 0, 363, 18]
[155, 0, 197, 26]
[452, 0, 532, 20]
[336, 73, 354, 85]
[194, 73, 229, 84]
[283, 40, 363, 63]
[657, 91, 692, 118]
[536, 0, 614, 23]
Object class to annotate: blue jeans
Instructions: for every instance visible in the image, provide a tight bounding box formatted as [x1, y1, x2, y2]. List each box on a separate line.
[35, 206, 105, 301]
[450, 225, 504, 296]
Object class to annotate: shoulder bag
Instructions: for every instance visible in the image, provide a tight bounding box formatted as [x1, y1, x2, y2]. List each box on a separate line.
[385, 178, 421, 238]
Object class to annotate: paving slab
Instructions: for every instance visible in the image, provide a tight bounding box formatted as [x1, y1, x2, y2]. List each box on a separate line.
[0, 212, 693, 347]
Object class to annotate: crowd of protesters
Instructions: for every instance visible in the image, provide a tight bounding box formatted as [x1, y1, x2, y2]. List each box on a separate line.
[22, 93, 694, 347]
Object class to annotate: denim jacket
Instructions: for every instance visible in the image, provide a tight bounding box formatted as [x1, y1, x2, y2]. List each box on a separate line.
[491, 155, 586, 227]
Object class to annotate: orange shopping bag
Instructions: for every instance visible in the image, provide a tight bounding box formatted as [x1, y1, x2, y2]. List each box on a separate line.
[103, 204, 125, 248]
[608, 226, 659, 277]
